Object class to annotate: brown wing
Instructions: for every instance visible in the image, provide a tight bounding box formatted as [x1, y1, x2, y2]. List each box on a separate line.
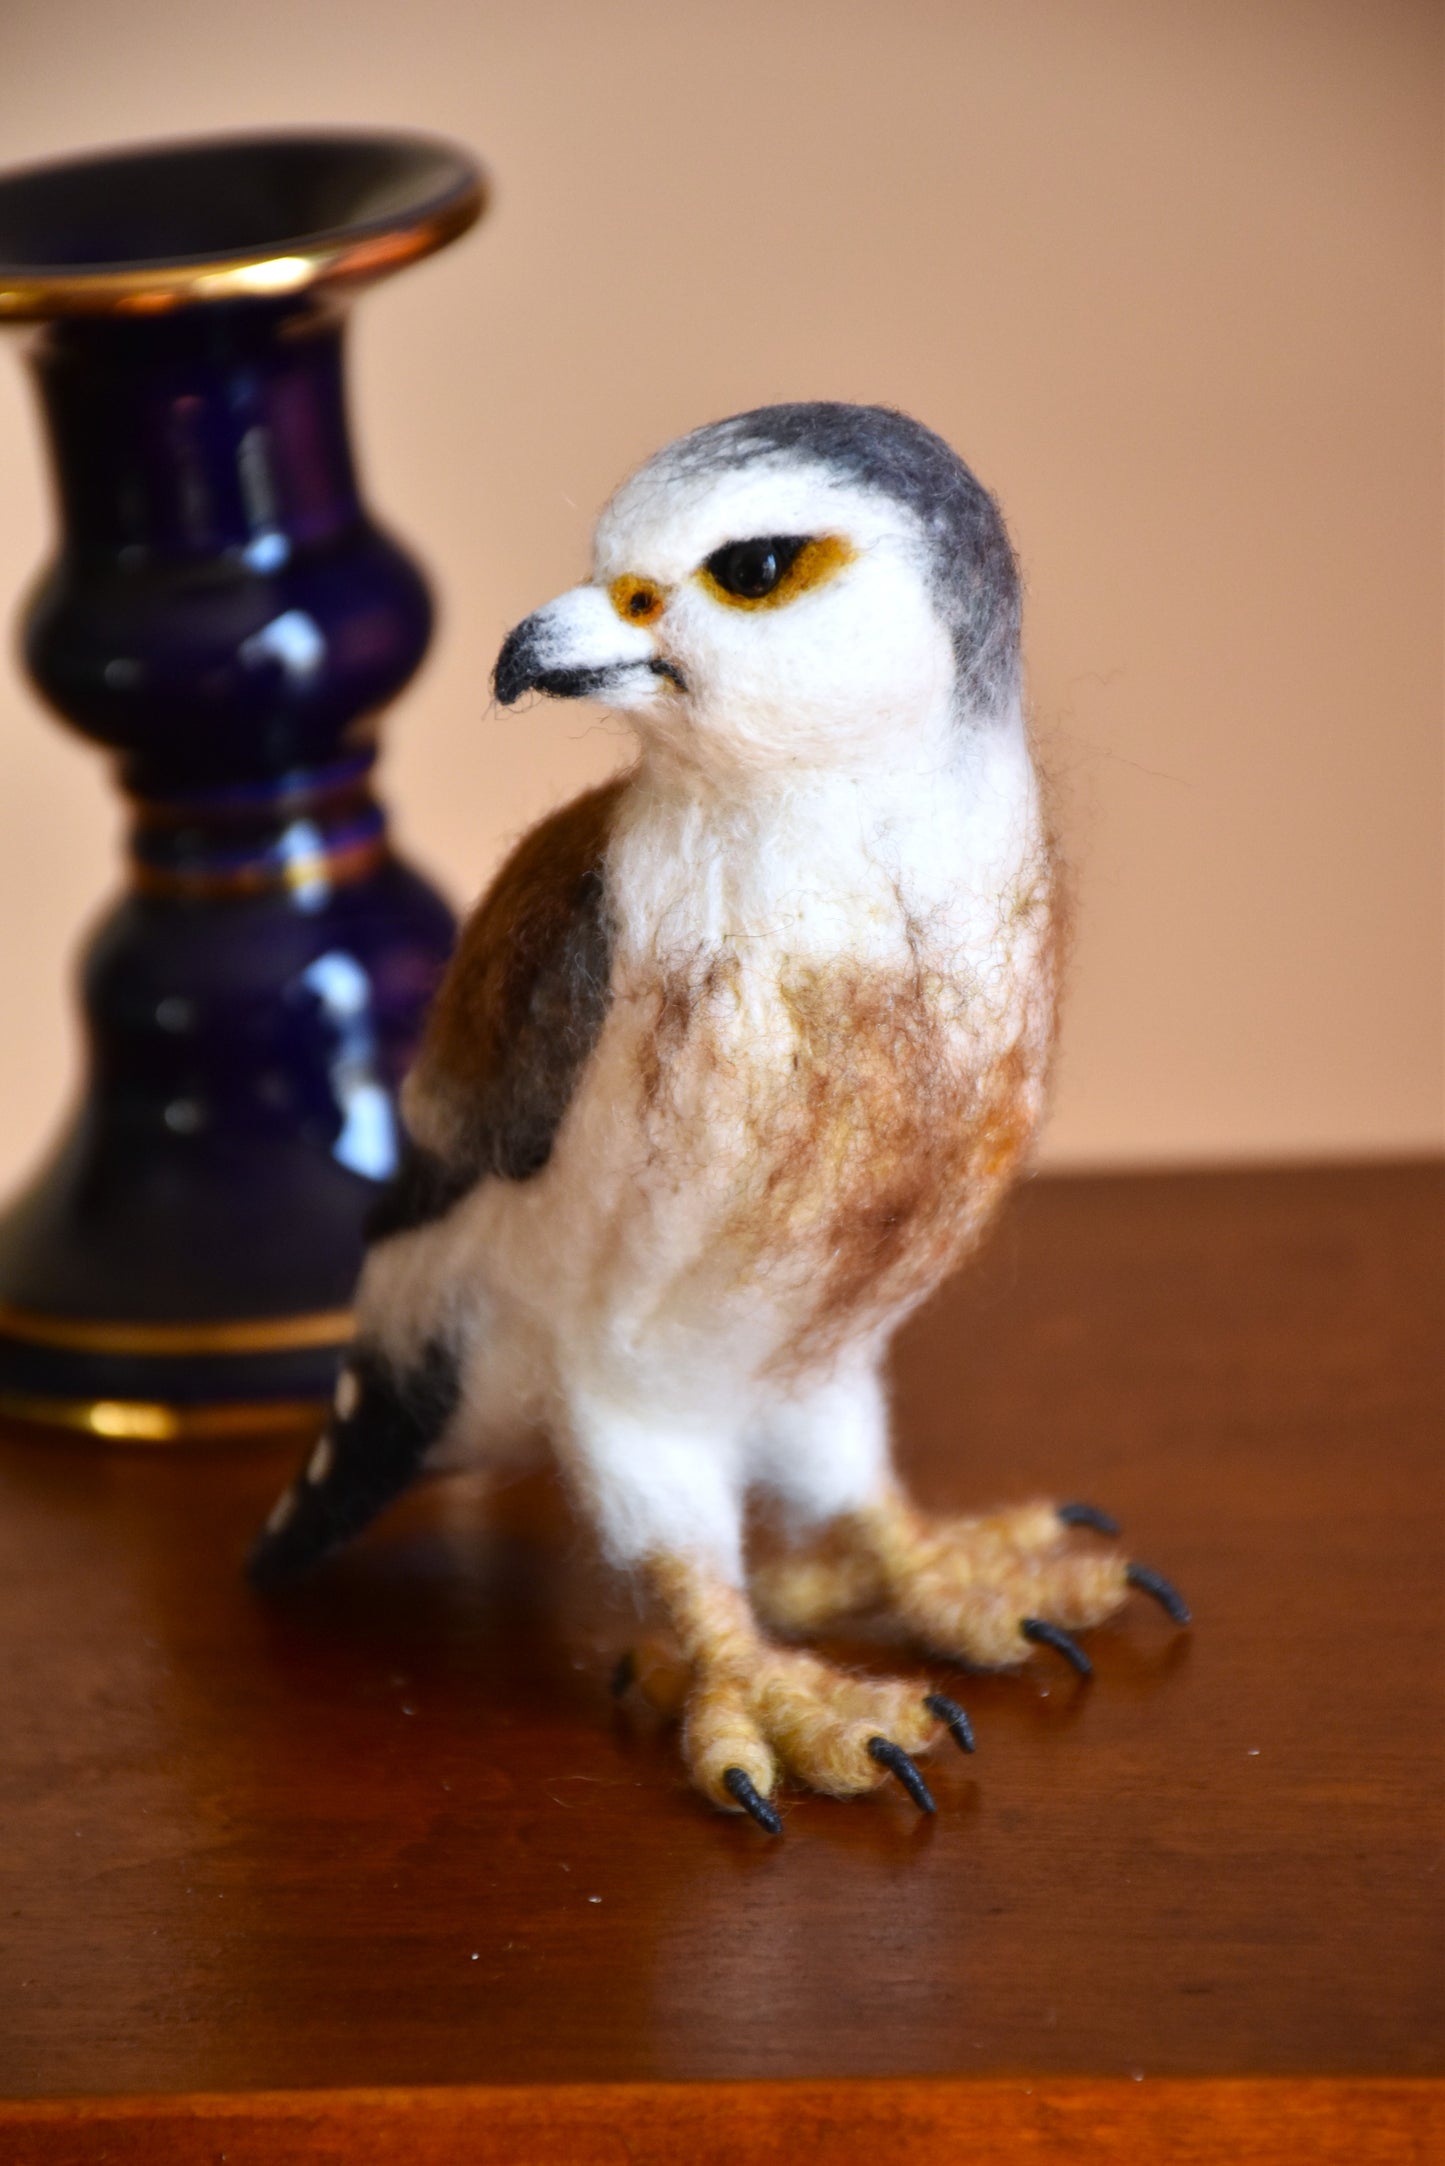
[366, 778, 625, 1243]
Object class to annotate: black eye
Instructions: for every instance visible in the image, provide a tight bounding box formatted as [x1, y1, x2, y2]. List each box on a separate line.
[704, 535, 809, 600]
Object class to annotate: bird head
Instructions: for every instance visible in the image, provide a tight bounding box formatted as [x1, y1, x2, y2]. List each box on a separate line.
[493, 403, 1020, 780]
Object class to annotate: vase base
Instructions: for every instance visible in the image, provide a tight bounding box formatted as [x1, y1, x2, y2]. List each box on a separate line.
[0, 1304, 349, 1444]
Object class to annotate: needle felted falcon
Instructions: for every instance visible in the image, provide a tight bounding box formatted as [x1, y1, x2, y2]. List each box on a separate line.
[249, 402, 1188, 1831]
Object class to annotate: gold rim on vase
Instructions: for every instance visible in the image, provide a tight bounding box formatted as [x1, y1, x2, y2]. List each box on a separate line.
[0, 128, 487, 321]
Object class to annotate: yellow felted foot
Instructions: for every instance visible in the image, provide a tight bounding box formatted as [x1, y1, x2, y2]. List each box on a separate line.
[753, 1495, 1189, 1677]
[641, 1554, 953, 1830]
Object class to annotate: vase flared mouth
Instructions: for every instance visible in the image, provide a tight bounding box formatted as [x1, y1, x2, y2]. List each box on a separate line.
[0, 129, 486, 320]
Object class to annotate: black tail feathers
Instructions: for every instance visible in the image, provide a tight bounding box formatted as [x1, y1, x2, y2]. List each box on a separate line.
[245, 1338, 462, 1590]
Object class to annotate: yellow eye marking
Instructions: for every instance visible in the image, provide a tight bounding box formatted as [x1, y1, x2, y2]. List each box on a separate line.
[609, 574, 667, 627]
[697, 534, 857, 612]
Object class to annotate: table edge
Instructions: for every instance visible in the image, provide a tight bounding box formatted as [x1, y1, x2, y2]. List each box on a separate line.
[2, 2076, 1441, 2163]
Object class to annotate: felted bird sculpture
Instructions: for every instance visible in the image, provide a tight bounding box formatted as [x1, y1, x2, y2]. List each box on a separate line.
[249, 402, 1188, 1831]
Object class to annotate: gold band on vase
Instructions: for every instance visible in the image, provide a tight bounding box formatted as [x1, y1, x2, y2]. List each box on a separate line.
[130, 834, 390, 902]
[0, 1301, 354, 1357]
[0, 1389, 330, 1443]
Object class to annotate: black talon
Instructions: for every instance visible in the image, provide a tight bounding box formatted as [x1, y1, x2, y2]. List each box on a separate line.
[867, 1736, 937, 1813]
[722, 1766, 783, 1834]
[1058, 1501, 1121, 1537]
[1126, 1561, 1192, 1625]
[609, 1650, 635, 1698]
[1021, 1616, 1094, 1677]
[923, 1692, 976, 1755]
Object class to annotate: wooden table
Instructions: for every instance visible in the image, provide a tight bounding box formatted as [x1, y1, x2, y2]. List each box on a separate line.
[1, 1163, 1440, 2162]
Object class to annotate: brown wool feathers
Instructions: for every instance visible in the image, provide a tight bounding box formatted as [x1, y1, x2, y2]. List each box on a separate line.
[404, 779, 624, 1181]
[633, 877, 1057, 1377]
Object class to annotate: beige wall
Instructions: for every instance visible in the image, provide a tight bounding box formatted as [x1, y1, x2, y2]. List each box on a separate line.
[0, 0, 1438, 1188]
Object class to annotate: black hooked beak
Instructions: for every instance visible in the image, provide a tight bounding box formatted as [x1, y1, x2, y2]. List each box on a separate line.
[492, 612, 686, 706]
[493, 615, 602, 705]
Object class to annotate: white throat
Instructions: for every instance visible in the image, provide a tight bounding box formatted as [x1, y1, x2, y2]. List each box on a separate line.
[612, 697, 1042, 974]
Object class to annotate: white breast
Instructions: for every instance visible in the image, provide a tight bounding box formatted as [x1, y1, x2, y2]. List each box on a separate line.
[359, 718, 1051, 1440]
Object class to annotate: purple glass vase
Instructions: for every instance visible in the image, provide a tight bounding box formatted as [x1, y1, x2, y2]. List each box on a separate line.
[0, 131, 485, 1440]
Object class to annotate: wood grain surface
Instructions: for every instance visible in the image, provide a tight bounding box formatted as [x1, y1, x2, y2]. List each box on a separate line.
[0, 1164, 1439, 2158]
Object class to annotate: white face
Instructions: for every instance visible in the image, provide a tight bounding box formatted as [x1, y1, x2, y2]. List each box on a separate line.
[494, 454, 960, 778]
